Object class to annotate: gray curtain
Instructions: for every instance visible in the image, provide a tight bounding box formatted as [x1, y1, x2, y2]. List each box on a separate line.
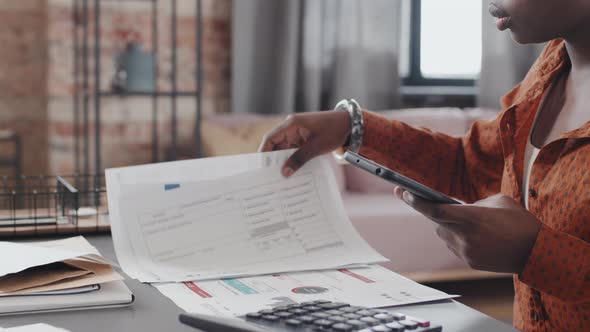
[232, 0, 402, 114]
[478, 2, 545, 109]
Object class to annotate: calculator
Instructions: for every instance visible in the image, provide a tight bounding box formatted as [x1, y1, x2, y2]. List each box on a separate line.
[179, 300, 443, 332]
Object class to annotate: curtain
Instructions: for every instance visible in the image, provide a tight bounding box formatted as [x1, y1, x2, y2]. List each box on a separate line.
[477, 3, 545, 109]
[232, 0, 403, 114]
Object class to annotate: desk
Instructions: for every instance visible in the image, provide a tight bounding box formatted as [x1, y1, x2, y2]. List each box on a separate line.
[1, 235, 518, 332]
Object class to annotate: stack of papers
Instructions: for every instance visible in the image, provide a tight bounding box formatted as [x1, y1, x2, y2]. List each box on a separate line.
[106, 150, 456, 316]
[0, 236, 134, 315]
[0, 237, 121, 296]
[106, 150, 386, 282]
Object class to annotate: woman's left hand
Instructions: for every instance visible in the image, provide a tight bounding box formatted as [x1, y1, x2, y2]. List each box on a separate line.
[394, 189, 542, 274]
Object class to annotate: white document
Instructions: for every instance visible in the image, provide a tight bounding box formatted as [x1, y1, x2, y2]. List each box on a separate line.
[0, 236, 109, 278]
[106, 151, 386, 282]
[107, 150, 299, 282]
[0, 324, 71, 332]
[155, 265, 457, 317]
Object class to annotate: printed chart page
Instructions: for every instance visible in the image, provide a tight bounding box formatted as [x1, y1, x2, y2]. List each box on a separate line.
[155, 265, 457, 317]
[107, 152, 386, 282]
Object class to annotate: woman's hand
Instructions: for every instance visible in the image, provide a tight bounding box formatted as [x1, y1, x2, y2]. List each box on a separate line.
[394, 188, 542, 274]
[258, 111, 351, 177]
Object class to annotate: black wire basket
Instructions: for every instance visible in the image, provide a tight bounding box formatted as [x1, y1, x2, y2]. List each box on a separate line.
[0, 174, 109, 238]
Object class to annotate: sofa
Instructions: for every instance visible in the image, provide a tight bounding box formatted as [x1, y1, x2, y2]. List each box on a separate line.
[200, 107, 509, 282]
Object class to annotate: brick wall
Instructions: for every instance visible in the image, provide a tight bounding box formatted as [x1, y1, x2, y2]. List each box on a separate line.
[0, 0, 49, 176]
[48, 0, 231, 175]
[0, 0, 231, 176]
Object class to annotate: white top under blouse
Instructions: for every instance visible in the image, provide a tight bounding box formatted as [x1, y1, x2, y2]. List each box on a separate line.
[522, 75, 589, 209]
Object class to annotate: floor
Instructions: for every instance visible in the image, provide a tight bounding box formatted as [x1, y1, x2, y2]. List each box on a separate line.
[424, 277, 515, 324]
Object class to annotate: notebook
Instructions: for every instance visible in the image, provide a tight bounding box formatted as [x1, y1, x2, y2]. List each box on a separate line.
[0, 280, 134, 315]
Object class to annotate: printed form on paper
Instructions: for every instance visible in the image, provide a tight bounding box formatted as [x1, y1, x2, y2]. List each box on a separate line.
[106, 151, 387, 283]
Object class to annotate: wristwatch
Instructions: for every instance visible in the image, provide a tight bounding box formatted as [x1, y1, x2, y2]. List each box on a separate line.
[334, 99, 364, 153]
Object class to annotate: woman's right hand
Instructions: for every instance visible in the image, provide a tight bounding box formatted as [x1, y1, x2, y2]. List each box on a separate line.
[258, 111, 352, 177]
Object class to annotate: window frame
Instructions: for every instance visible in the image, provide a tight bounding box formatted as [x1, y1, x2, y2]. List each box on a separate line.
[402, 0, 476, 87]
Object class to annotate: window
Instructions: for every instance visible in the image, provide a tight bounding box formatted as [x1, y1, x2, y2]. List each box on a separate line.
[402, 0, 482, 86]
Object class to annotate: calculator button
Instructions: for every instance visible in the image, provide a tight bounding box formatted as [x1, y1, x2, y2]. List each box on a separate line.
[262, 315, 279, 322]
[275, 311, 294, 319]
[372, 325, 392, 332]
[289, 308, 308, 315]
[357, 309, 378, 316]
[391, 313, 406, 321]
[311, 312, 330, 319]
[385, 322, 405, 332]
[258, 309, 274, 315]
[301, 301, 317, 305]
[325, 309, 344, 315]
[245, 312, 262, 319]
[285, 319, 302, 327]
[399, 320, 419, 330]
[273, 306, 289, 312]
[303, 306, 322, 312]
[346, 319, 368, 329]
[313, 319, 335, 328]
[360, 317, 380, 326]
[340, 306, 366, 313]
[314, 300, 332, 304]
[318, 302, 350, 310]
[407, 316, 430, 328]
[374, 313, 394, 323]
[342, 313, 362, 320]
[299, 315, 316, 324]
[332, 323, 354, 332]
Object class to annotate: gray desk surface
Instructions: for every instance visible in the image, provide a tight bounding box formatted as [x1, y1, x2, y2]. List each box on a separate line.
[0, 235, 518, 332]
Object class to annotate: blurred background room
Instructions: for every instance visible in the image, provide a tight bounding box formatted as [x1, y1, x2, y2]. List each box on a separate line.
[0, 0, 548, 324]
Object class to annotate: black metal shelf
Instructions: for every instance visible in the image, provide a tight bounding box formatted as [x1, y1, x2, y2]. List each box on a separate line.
[72, 0, 203, 181]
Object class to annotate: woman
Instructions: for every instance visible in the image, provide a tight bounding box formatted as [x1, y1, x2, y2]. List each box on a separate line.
[259, 1, 590, 331]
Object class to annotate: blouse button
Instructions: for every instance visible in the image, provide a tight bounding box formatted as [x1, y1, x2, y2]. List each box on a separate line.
[528, 188, 537, 198]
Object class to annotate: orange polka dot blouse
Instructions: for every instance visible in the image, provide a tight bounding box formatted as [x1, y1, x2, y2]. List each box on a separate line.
[358, 39, 590, 332]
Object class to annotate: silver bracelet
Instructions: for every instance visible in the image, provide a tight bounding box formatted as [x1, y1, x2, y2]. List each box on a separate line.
[334, 99, 364, 153]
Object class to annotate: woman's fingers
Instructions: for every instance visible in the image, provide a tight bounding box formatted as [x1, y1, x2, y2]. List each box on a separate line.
[258, 117, 312, 152]
[258, 116, 297, 152]
[393, 186, 403, 199]
[282, 140, 322, 177]
[400, 191, 475, 225]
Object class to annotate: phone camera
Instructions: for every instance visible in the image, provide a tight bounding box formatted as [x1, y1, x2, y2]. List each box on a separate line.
[375, 168, 382, 175]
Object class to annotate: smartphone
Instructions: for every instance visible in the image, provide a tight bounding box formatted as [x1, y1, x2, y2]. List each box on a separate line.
[344, 151, 461, 204]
